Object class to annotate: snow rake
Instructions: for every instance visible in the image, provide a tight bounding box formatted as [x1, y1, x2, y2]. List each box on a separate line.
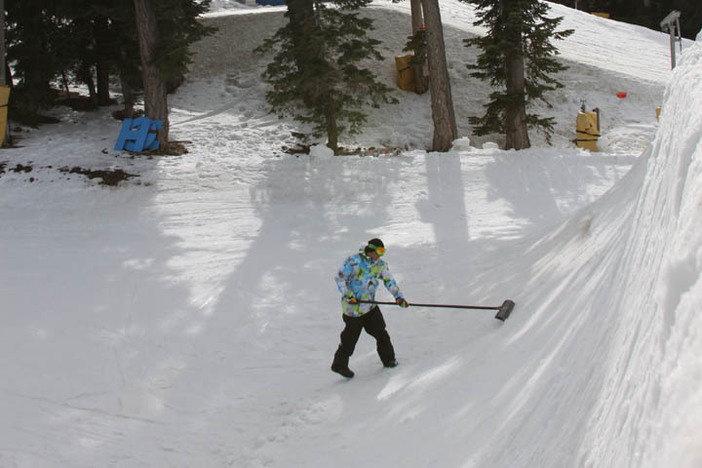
[358, 299, 515, 321]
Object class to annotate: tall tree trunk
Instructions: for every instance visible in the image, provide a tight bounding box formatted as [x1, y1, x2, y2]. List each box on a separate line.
[287, 0, 318, 64]
[23, 3, 46, 120]
[410, 0, 423, 32]
[133, 0, 169, 146]
[96, 61, 111, 106]
[504, 48, 530, 149]
[421, 0, 457, 152]
[326, 101, 338, 154]
[410, 0, 428, 94]
[119, 70, 135, 118]
[79, 62, 97, 105]
[94, 16, 112, 106]
[0, 0, 5, 86]
[0, 0, 6, 146]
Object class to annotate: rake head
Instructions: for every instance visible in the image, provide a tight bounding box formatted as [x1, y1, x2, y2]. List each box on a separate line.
[494, 300, 515, 321]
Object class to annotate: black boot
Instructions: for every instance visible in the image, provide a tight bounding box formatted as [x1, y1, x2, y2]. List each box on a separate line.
[331, 364, 355, 378]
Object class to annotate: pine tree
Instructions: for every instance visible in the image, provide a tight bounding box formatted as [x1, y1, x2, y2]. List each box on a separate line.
[134, 0, 214, 148]
[97, 0, 147, 118]
[257, 0, 396, 154]
[0, 0, 4, 88]
[134, 0, 168, 143]
[5, 0, 63, 124]
[53, 1, 103, 107]
[464, 0, 573, 149]
[149, 0, 214, 87]
[5, 0, 212, 130]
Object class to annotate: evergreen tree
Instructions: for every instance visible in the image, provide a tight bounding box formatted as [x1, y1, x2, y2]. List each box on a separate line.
[150, 0, 214, 86]
[134, 0, 168, 144]
[0, 0, 4, 88]
[5, 0, 64, 124]
[257, 0, 396, 154]
[53, 2, 102, 106]
[55, 0, 121, 107]
[96, 0, 147, 118]
[6, 0, 213, 129]
[464, 0, 573, 149]
[132, 0, 214, 147]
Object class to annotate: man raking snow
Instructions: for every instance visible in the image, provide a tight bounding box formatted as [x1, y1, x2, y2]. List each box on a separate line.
[331, 238, 409, 378]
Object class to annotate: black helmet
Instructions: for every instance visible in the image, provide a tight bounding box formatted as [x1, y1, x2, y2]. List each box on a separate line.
[364, 238, 385, 256]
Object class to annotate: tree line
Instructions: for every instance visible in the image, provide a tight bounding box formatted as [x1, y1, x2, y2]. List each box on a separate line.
[2, 0, 588, 153]
[550, 0, 701, 40]
[260, 0, 572, 153]
[2, 0, 213, 149]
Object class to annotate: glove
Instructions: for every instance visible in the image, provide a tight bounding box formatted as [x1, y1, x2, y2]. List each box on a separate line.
[345, 293, 358, 304]
[396, 298, 409, 308]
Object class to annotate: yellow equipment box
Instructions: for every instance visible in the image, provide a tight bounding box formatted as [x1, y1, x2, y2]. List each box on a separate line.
[576, 109, 600, 152]
[395, 54, 415, 92]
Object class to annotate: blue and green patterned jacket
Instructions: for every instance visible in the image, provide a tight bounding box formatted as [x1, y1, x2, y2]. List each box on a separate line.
[335, 250, 404, 317]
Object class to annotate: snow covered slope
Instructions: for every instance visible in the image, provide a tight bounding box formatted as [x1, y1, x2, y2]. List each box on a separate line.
[1, 2, 700, 467]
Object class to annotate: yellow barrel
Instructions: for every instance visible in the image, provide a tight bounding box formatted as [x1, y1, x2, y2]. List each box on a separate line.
[0, 85, 9, 145]
[576, 110, 600, 152]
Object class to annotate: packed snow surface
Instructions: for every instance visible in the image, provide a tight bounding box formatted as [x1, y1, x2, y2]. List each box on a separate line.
[1, 1, 701, 467]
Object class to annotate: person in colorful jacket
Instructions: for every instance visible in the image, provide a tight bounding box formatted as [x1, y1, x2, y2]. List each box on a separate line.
[331, 238, 409, 378]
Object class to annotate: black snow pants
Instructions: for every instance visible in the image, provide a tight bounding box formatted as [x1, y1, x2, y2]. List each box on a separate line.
[332, 306, 395, 368]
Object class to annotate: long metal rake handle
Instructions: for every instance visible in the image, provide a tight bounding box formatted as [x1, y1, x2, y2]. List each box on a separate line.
[359, 300, 496, 310]
[357, 299, 515, 321]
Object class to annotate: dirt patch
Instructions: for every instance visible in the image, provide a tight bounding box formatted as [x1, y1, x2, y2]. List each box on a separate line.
[0, 161, 138, 186]
[58, 166, 137, 186]
[0, 162, 37, 182]
[10, 163, 33, 173]
[152, 141, 190, 156]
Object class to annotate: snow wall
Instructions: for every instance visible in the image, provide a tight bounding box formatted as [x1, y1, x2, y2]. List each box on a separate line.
[577, 32, 702, 467]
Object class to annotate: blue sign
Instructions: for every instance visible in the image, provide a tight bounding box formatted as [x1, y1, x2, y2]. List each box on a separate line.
[114, 116, 163, 152]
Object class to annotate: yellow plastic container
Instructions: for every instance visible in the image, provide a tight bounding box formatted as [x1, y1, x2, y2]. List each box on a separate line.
[0, 85, 9, 145]
[576, 110, 600, 152]
[395, 54, 415, 92]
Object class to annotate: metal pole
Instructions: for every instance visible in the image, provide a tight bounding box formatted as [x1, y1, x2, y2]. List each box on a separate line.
[660, 10, 681, 70]
[669, 26, 676, 68]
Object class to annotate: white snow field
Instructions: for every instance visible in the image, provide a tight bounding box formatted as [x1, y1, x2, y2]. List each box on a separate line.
[1, 1, 701, 467]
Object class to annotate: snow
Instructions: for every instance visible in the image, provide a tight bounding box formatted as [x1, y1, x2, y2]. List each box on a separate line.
[1, 1, 701, 467]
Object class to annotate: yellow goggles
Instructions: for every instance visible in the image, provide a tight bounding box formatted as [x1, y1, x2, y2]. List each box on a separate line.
[368, 244, 386, 256]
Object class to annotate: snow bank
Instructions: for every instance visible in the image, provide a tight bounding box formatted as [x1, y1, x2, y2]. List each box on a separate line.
[578, 29, 702, 468]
